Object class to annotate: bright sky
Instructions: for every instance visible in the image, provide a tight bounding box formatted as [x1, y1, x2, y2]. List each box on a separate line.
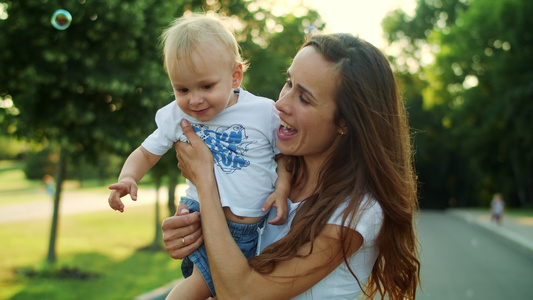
[303, 0, 416, 49]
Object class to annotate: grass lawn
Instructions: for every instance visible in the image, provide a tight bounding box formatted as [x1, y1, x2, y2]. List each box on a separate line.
[506, 208, 533, 218]
[0, 161, 49, 206]
[0, 161, 182, 299]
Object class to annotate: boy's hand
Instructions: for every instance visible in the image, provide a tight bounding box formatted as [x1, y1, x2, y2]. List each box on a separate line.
[262, 191, 288, 225]
[108, 180, 138, 213]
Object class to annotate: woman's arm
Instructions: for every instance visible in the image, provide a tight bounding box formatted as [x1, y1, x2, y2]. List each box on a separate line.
[175, 119, 364, 299]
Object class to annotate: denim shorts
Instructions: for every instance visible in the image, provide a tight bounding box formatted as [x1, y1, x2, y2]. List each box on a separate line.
[180, 197, 266, 297]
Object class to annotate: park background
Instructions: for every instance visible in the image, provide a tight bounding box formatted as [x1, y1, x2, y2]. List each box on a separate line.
[1, 0, 532, 299]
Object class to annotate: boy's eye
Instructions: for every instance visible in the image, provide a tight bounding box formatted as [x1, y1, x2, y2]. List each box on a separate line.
[177, 88, 188, 93]
[203, 84, 213, 89]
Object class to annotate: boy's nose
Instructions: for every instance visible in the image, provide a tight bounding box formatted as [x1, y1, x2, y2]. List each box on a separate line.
[190, 92, 204, 105]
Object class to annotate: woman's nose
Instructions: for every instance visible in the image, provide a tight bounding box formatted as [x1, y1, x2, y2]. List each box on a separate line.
[275, 89, 289, 112]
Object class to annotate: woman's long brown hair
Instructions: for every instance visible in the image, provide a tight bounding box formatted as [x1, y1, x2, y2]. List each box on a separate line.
[248, 34, 420, 299]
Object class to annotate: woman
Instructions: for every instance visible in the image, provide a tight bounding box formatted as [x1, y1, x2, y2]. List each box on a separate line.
[163, 33, 420, 299]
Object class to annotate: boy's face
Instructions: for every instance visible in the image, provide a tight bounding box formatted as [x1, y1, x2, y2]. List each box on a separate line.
[167, 44, 243, 122]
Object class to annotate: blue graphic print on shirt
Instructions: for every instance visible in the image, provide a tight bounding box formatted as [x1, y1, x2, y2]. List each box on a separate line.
[192, 124, 256, 174]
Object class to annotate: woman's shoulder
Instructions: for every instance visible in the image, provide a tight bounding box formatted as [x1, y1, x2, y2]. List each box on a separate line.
[358, 195, 383, 221]
[329, 195, 383, 243]
[331, 195, 382, 222]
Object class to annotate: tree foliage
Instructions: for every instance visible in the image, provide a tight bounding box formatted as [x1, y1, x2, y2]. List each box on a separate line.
[0, 0, 179, 158]
[0, 0, 321, 263]
[383, 0, 533, 208]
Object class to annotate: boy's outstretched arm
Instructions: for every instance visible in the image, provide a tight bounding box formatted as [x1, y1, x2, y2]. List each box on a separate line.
[108, 146, 161, 212]
[262, 155, 291, 225]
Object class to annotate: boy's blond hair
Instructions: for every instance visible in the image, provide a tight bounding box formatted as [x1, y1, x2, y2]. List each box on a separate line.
[160, 13, 248, 72]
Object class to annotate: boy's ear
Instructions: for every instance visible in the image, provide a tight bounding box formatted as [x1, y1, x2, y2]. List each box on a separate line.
[232, 63, 244, 88]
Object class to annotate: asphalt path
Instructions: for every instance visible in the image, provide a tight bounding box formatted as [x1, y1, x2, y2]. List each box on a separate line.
[417, 210, 533, 300]
[0, 185, 188, 224]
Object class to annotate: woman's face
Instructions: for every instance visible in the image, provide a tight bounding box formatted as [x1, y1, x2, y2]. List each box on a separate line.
[275, 46, 345, 161]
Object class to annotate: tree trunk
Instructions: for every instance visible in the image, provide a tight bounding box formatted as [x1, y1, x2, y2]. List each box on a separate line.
[511, 146, 527, 207]
[148, 178, 162, 250]
[526, 163, 533, 206]
[167, 169, 178, 216]
[141, 178, 163, 251]
[46, 147, 67, 264]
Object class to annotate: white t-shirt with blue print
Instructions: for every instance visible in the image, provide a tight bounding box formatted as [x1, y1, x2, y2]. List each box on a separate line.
[142, 89, 280, 218]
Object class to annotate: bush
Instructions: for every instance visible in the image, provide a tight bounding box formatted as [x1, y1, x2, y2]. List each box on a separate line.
[22, 146, 124, 184]
[23, 147, 58, 180]
[0, 136, 31, 160]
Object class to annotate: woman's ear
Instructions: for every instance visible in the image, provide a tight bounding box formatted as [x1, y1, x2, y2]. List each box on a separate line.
[337, 119, 348, 136]
[232, 63, 244, 88]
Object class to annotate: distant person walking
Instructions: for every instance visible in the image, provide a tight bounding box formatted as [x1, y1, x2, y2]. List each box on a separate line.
[43, 174, 55, 197]
[491, 193, 505, 225]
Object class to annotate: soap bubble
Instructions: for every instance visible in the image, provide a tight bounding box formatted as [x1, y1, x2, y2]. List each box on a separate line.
[304, 25, 318, 35]
[51, 9, 72, 30]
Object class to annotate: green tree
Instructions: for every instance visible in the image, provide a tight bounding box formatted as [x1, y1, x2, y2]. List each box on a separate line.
[434, 0, 533, 207]
[383, 0, 533, 207]
[0, 0, 322, 265]
[0, 0, 184, 264]
[382, 0, 470, 208]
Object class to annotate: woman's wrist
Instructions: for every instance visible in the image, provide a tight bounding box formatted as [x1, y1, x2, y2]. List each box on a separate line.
[194, 167, 217, 193]
[196, 174, 216, 191]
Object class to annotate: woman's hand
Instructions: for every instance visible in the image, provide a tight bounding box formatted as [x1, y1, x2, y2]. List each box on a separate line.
[162, 119, 212, 260]
[174, 119, 214, 188]
[162, 203, 203, 259]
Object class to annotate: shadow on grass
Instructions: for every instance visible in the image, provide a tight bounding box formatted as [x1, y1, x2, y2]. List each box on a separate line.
[17, 265, 100, 280]
[10, 247, 180, 300]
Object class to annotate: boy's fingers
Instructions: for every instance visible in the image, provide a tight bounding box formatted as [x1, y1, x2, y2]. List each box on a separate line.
[268, 214, 282, 225]
[130, 185, 138, 201]
[269, 206, 288, 225]
[261, 197, 275, 212]
[108, 197, 124, 213]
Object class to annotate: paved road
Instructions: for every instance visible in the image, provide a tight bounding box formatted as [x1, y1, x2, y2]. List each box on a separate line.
[0, 185, 188, 224]
[417, 210, 533, 300]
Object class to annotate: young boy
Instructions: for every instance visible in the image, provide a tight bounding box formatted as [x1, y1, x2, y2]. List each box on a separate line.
[108, 13, 289, 299]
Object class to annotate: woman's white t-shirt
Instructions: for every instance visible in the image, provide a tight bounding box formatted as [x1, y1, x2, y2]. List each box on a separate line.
[258, 195, 383, 299]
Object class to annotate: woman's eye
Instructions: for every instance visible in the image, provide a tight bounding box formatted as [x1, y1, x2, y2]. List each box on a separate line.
[299, 95, 310, 104]
[285, 79, 293, 88]
[284, 79, 309, 104]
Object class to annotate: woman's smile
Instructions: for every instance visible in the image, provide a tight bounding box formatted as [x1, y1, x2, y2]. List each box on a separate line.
[277, 119, 298, 141]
